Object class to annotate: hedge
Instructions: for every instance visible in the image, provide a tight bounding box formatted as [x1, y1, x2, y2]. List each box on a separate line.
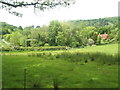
[1, 46, 70, 51]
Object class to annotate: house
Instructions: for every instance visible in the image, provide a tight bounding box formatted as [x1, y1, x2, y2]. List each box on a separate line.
[98, 33, 110, 40]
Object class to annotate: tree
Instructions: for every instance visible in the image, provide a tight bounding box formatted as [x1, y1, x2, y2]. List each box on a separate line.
[10, 31, 25, 46]
[61, 22, 76, 46]
[19, 36, 27, 46]
[76, 21, 86, 31]
[0, 0, 75, 17]
[18, 26, 23, 30]
[30, 29, 40, 46]
[3, 34, 11, 41]
[55, 32, 67, 46]
[97, 36, 101, 45]
[77, 26, 96, 46]
[91, 31, 98, 44]
[75, 31, 83, 46]
[0, 22, 19, 35]
[48, 20, 62, 46]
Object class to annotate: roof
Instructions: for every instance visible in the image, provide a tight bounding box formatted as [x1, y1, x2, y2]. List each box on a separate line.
[98, 33, 110, 39]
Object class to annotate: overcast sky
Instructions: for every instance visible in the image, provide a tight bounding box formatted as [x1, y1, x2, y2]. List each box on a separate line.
[0, 0, 119, 27]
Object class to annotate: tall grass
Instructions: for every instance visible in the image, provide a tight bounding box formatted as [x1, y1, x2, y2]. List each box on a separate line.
[25, 50, 118, 65]
[55, 52, 118, 65]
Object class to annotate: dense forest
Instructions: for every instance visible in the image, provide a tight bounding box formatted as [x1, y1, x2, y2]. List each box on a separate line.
[1, 17, 118, 50]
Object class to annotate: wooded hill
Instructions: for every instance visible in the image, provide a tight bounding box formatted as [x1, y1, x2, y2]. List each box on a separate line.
[69, 17, 118, 27]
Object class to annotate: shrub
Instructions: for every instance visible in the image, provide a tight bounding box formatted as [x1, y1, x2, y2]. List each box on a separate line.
[2, 46, 70, 51]
[44, 43, 50, 46]
[88, 38, 94, 46]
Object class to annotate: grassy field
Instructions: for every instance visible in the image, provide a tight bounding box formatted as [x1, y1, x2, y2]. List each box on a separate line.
[72, 43, 118, 55]
[2, 43, 118, 88]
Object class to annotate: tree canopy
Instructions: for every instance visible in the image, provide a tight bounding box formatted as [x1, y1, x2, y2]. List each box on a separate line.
[1, 17, 118, 48]
[0, 0, 75, 16]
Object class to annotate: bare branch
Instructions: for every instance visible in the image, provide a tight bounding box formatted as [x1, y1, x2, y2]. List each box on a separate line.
[0, 1, 71, 8]
[0, 0, 75, 16]
[0, 1, 41, 8]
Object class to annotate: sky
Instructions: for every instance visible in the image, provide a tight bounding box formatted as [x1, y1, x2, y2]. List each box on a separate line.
[0, 0, 119, 28]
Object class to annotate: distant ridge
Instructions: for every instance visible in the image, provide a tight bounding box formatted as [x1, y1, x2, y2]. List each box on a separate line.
[68, 16, 118, 27]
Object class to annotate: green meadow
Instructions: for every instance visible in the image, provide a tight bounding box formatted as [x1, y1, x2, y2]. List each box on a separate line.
[2, 43, 118, 88]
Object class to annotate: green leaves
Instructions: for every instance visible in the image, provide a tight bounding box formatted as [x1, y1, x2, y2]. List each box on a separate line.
[9, 31, 26, 46]
[1, 17, 118, 47]
[48, 20, 63, 46]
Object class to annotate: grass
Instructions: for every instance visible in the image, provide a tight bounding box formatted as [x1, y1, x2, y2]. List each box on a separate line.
[73, 43, 118, 55]
[2, 43, 118, 88]
[2, 55, 118, 88]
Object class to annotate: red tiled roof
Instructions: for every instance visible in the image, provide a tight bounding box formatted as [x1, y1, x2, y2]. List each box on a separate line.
[98, 34, 110, 39]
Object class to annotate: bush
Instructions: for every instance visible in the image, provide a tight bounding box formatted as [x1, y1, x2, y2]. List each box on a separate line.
[44, 43, 50, 46]
[1, 47, 14, 51]
[88, 39, 94, 46]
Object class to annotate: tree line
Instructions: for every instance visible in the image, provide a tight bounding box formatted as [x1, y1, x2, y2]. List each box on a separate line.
[1, 17, 118, 48]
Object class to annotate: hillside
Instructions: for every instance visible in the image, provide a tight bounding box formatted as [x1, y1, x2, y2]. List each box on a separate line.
[68, 17, 118, 27]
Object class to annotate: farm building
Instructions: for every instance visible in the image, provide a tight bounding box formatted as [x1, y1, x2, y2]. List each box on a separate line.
[98, 33, 110, 40]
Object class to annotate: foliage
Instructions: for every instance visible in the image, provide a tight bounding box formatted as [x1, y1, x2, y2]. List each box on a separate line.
[69, 17, 118, 27]
[96, 36, 101, 45]
[0, 22, 21, 35]
[1, 17, 118, 48]
[87, 38, 94, 46]
[2, 44, 118, 56]
[48, 20, 63, 46]
[0, 0, 75, 17]
[1, 46, 70, 51]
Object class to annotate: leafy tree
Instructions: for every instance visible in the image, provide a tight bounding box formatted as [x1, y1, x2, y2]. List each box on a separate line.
[48, 20, 62, 46]
[98, 25, 112, 34]
[75, 31, 83, 46]
[76, 21, 87, 31]
[10, 31, 24, 46]
[1, 16, 118, 47]
[0, 22, 19, 35]
[19, 36, 27, 46]
[97, 36, 101, 45]
[78, 26, 96, 46]
[18, 26, 23, 30]
[3, 34, 11, 41]
[30, 29, 40, 40]
[29, 29, 40, 46]
[30, 39, 39, 47]
[56, 32, 67, 46]
[24, 26, 34, 30]
[91, 32, 98, 44]
[38, 25, 49, 44]
[29, 25, 49, 46]
[109, 28, 118, 39]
